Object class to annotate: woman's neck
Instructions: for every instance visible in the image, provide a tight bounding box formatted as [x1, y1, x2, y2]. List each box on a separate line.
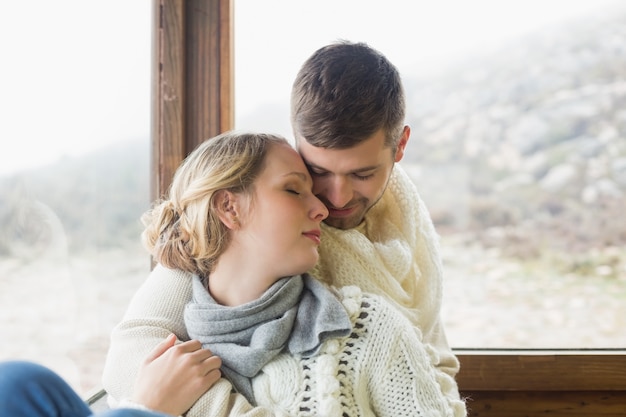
[207, 251, 278, 306]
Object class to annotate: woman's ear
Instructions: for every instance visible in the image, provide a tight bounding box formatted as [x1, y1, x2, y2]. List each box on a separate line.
[215, 190, 240, 229]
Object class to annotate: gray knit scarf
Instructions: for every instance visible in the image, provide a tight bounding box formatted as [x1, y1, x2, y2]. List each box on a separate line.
[184, 273, 352, 403]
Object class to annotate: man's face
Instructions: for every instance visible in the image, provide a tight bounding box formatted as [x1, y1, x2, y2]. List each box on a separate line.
[296, 127, 409, 230]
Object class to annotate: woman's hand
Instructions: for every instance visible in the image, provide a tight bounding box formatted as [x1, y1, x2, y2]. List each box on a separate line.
[132, 333, 222, 416]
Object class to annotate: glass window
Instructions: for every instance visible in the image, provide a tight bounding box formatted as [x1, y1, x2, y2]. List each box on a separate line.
[0, 1, 151, 395]
[235, 0, 626, 349]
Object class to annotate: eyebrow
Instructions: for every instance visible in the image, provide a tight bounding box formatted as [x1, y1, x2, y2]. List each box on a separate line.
[283, 171, 310, 182]
[305, 161, 381, 174]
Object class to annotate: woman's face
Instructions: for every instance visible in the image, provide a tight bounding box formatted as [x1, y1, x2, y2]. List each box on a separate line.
[236, 143, 328, 278]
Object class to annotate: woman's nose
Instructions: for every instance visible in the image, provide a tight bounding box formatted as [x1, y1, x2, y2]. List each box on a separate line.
[311, 196, 329, 221]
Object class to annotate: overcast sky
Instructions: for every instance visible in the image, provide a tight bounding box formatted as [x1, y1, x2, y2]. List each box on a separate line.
[1, 0, 623, 175]
[235, 0, 624, 105]
[0, 1, 151, 175]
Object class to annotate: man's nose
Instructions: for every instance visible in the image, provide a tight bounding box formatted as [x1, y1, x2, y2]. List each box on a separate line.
[326, 177, 353, 208]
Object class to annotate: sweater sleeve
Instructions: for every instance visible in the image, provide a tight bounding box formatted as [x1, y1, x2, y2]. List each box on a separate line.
[102, 265, 193, 403]
[398, 164, 462, 384]
[412, 191, 462, 380]
[101, 265, 289, 417]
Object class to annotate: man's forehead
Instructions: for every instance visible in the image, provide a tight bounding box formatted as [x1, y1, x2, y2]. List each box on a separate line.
[296, 129, 392, 170]
[299, 149, 384, 174]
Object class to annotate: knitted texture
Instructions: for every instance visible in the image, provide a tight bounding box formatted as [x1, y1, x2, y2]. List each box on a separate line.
[251, 286, 466, 417]
[184, 274, 352, 403]
[313, 164, 440, 329]
[311, 165, 462, 380]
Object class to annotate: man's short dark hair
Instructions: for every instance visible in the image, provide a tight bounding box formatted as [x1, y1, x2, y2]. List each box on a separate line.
[291, 40, 406, 150]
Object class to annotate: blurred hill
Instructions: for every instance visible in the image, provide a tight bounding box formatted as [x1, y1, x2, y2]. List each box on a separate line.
[0, 139, 149, 256]
[400, 7, 626, 258]
[3, 7, 626, 264]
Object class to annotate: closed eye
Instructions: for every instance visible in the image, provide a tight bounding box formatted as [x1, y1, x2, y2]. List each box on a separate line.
[353, 173, 374, 181]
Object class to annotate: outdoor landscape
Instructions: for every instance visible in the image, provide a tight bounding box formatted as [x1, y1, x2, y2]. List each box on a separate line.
[1, 6, 625, 396]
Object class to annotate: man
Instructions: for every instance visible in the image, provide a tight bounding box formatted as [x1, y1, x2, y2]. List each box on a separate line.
[292, 39, 462, 394]
[103, 41, 465, 416]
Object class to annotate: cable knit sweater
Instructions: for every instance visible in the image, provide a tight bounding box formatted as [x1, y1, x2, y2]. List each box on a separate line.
[311, 165, 460, 379]
[102, 164, 466, 416]
[250, 285, 464, 416]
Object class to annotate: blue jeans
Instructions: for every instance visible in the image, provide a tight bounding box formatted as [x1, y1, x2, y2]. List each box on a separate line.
[0, 361, 170, 417]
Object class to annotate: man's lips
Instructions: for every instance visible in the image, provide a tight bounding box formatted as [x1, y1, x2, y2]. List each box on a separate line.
[303, 229, 321, 244]
[328, 206, 355, 218]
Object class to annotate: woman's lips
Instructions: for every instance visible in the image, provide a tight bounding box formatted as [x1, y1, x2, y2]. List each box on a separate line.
[303, 229, 321, 244]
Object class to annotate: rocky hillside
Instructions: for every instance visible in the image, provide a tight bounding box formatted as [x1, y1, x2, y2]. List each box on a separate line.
[402, 8, 626, 260]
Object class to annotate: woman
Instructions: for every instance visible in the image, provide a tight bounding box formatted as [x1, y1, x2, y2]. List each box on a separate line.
[1, 132, 462, 417]
[108, 131, 463, 416]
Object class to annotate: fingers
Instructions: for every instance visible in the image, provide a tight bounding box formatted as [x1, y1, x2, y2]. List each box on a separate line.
[134, 337, 223, 415]
[188, 343, 217, 361]
[204, 366, 222, 388]
[174, 338, 203, 353]
[144, 333, 177, 363]
[145, 336, 222, 378]
[180, 342, 222, 374]
[200, 353, 222, 376]
[163, 339, 222, 371]
[192, 359, 222, 395]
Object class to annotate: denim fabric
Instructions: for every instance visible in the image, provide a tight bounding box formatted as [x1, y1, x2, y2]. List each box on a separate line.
[0, 361, 167, 417]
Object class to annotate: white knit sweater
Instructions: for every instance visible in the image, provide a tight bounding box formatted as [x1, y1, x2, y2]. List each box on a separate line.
[310, 165, 460, 379]
[104, 267, 464, 416]
[102, 165, 466, 416]
[251, 285, 465, 417]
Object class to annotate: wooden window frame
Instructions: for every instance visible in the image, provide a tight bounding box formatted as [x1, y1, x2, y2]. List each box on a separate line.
[151, 1, 626, 415]
[151, 0, 233, 200]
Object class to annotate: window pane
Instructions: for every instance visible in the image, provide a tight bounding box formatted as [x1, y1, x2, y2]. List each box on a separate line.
[235, 0, 626, 348]
[0, 1, 151, 395]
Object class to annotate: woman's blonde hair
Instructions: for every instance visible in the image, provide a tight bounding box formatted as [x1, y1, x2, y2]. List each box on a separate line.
[141, 131, 290, 277]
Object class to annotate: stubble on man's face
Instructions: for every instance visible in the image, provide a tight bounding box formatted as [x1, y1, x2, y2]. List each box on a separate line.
[319, 195, 369, 229]
[296, 131, 397, 231]
[318, 190, 386, 230]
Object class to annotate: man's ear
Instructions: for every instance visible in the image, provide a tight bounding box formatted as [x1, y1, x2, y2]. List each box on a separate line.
[214, 190, 240, 229]
[394, 125, 410, 163]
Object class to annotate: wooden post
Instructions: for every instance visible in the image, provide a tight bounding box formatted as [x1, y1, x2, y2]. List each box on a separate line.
[151, 0, 233, 201]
